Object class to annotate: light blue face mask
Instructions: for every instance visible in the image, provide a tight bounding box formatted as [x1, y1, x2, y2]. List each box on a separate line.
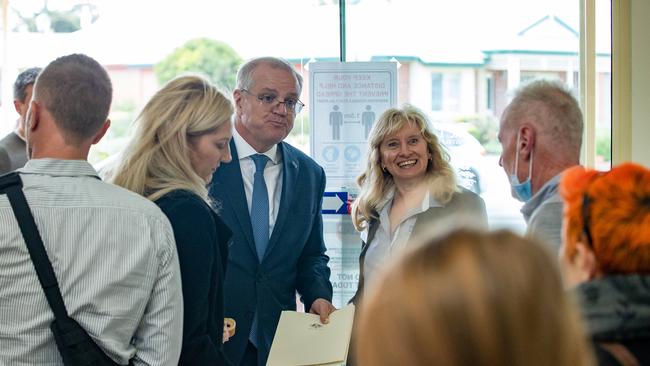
[508, 132, 534, 202]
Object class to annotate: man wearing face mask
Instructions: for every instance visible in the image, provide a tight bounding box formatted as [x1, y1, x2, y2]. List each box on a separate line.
[497, 79, 583, 252]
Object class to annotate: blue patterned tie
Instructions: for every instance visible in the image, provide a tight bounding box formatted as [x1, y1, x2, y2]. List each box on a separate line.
[249, 154, 269, 346]
[250, 154, 270, 262]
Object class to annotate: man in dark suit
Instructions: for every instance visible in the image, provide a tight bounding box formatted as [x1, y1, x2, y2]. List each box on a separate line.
[209, 57, 335, 366]
[0, 67, 41, 174]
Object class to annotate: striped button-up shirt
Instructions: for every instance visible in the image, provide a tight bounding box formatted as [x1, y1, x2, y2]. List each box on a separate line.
[0, 159, 183, 366]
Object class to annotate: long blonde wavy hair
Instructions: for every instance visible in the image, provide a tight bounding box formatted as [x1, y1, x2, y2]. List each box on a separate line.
[111, 74, 233, 203]
[351, 105, 457, 231]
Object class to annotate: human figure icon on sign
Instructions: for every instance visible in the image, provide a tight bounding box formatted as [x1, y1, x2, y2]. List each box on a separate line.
[330, 105, 343, 140]
[362, 105, 375, 139]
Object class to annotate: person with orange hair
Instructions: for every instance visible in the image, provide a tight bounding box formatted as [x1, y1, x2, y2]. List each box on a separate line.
[560, 162, 650, 366]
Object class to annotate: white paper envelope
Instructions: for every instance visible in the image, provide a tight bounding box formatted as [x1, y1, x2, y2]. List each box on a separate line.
[267, 304, 355, 366]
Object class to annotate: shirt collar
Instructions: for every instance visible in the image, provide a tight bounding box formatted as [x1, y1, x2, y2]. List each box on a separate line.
[425, 190, 443, 210]
[521, 172, 562, 221]
[18, 158, 100, 179]
[233, 127, 280, 164]
[378, 188, 442, 227]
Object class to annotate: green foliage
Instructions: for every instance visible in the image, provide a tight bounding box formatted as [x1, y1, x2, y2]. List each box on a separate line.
[11, 2, 98, 33]
[596, 127, 611, 163]
[155, 38, 243, 91]
[455, 114, 501, 154]
[49, 10, 80, 32]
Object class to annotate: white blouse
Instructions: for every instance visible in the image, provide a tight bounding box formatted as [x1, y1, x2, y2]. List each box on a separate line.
[362, 189, 441, 290]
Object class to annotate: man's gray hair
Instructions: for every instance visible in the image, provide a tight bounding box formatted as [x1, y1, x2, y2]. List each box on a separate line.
[236, 56, 303, 94]
[506, 79, 583, 156]
[34, 54, 112, 143]
[13, 67, 41, 102]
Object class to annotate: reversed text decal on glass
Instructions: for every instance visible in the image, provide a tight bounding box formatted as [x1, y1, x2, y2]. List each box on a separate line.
[310, 62, 397, 307]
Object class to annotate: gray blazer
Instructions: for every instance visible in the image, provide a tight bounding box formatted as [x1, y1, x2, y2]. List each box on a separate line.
[0, 132, 28, 175]
[350, 187, 487, 305]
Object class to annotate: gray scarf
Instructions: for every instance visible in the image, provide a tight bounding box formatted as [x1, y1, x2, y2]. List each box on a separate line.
[575, 274, 650, 341]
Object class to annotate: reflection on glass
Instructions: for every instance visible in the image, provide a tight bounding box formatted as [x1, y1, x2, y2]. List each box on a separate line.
[344, 0, 610, 235]
[1, 0, 613, 307]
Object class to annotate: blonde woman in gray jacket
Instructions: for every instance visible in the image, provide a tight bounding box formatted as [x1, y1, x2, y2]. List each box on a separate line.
[350, 105, 487, 305]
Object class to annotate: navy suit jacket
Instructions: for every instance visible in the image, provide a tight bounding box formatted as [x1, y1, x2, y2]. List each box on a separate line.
[209, 140, 333, 366]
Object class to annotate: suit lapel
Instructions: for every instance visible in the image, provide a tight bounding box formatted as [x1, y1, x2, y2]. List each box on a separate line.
[411, 206, 444, 238]
[215, 141, 257, 257]
[264, 142, 298, 261]
[352, 218, 379, 304]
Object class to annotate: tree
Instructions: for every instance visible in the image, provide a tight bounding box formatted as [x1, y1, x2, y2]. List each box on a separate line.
[155, 38, 243, 91]
[11, 1, 98, 33]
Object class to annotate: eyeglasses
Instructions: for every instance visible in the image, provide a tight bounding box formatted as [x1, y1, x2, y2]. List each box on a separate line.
[240, 89, 305, 114]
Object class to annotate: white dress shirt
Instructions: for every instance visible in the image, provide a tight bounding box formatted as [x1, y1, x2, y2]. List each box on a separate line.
[363, 189, 441, 289]
[0, 159, 183, 366]
[232, 129, 283, 236]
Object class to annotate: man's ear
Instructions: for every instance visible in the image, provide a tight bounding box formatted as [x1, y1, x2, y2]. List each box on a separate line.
[13, 100, 22, 114]
[571, 241, 600, 281]
[518, 125, 535, 160]
[233, 89, 244, 115]
[91, 119, 111, 145]
[27, 101, 40, 132]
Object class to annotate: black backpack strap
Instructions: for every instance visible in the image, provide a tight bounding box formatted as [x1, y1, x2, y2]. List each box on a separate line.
[0, 172, 71, 322]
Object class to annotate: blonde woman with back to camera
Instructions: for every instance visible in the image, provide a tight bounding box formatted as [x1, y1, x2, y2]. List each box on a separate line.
[356, 228, 594, 366]
[111, 75, 234, 365]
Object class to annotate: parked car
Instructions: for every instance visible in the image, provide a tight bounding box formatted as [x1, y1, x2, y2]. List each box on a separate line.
[430, 122, 487, 194]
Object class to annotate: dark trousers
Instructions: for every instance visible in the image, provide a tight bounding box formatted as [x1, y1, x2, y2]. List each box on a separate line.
[240, 341, 258, 366]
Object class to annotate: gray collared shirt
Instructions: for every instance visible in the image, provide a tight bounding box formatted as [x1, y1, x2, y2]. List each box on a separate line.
[0, 159, 183, 366]
[521, 172, 564, 252]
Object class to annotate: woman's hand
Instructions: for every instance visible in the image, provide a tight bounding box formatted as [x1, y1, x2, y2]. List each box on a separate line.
[223, 317, 236, 343]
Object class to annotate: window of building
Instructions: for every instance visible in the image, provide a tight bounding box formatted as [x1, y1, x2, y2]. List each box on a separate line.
[447, 73, 461, 112]
[486, 75, 494, 111]
[431, 73, 443, 111]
